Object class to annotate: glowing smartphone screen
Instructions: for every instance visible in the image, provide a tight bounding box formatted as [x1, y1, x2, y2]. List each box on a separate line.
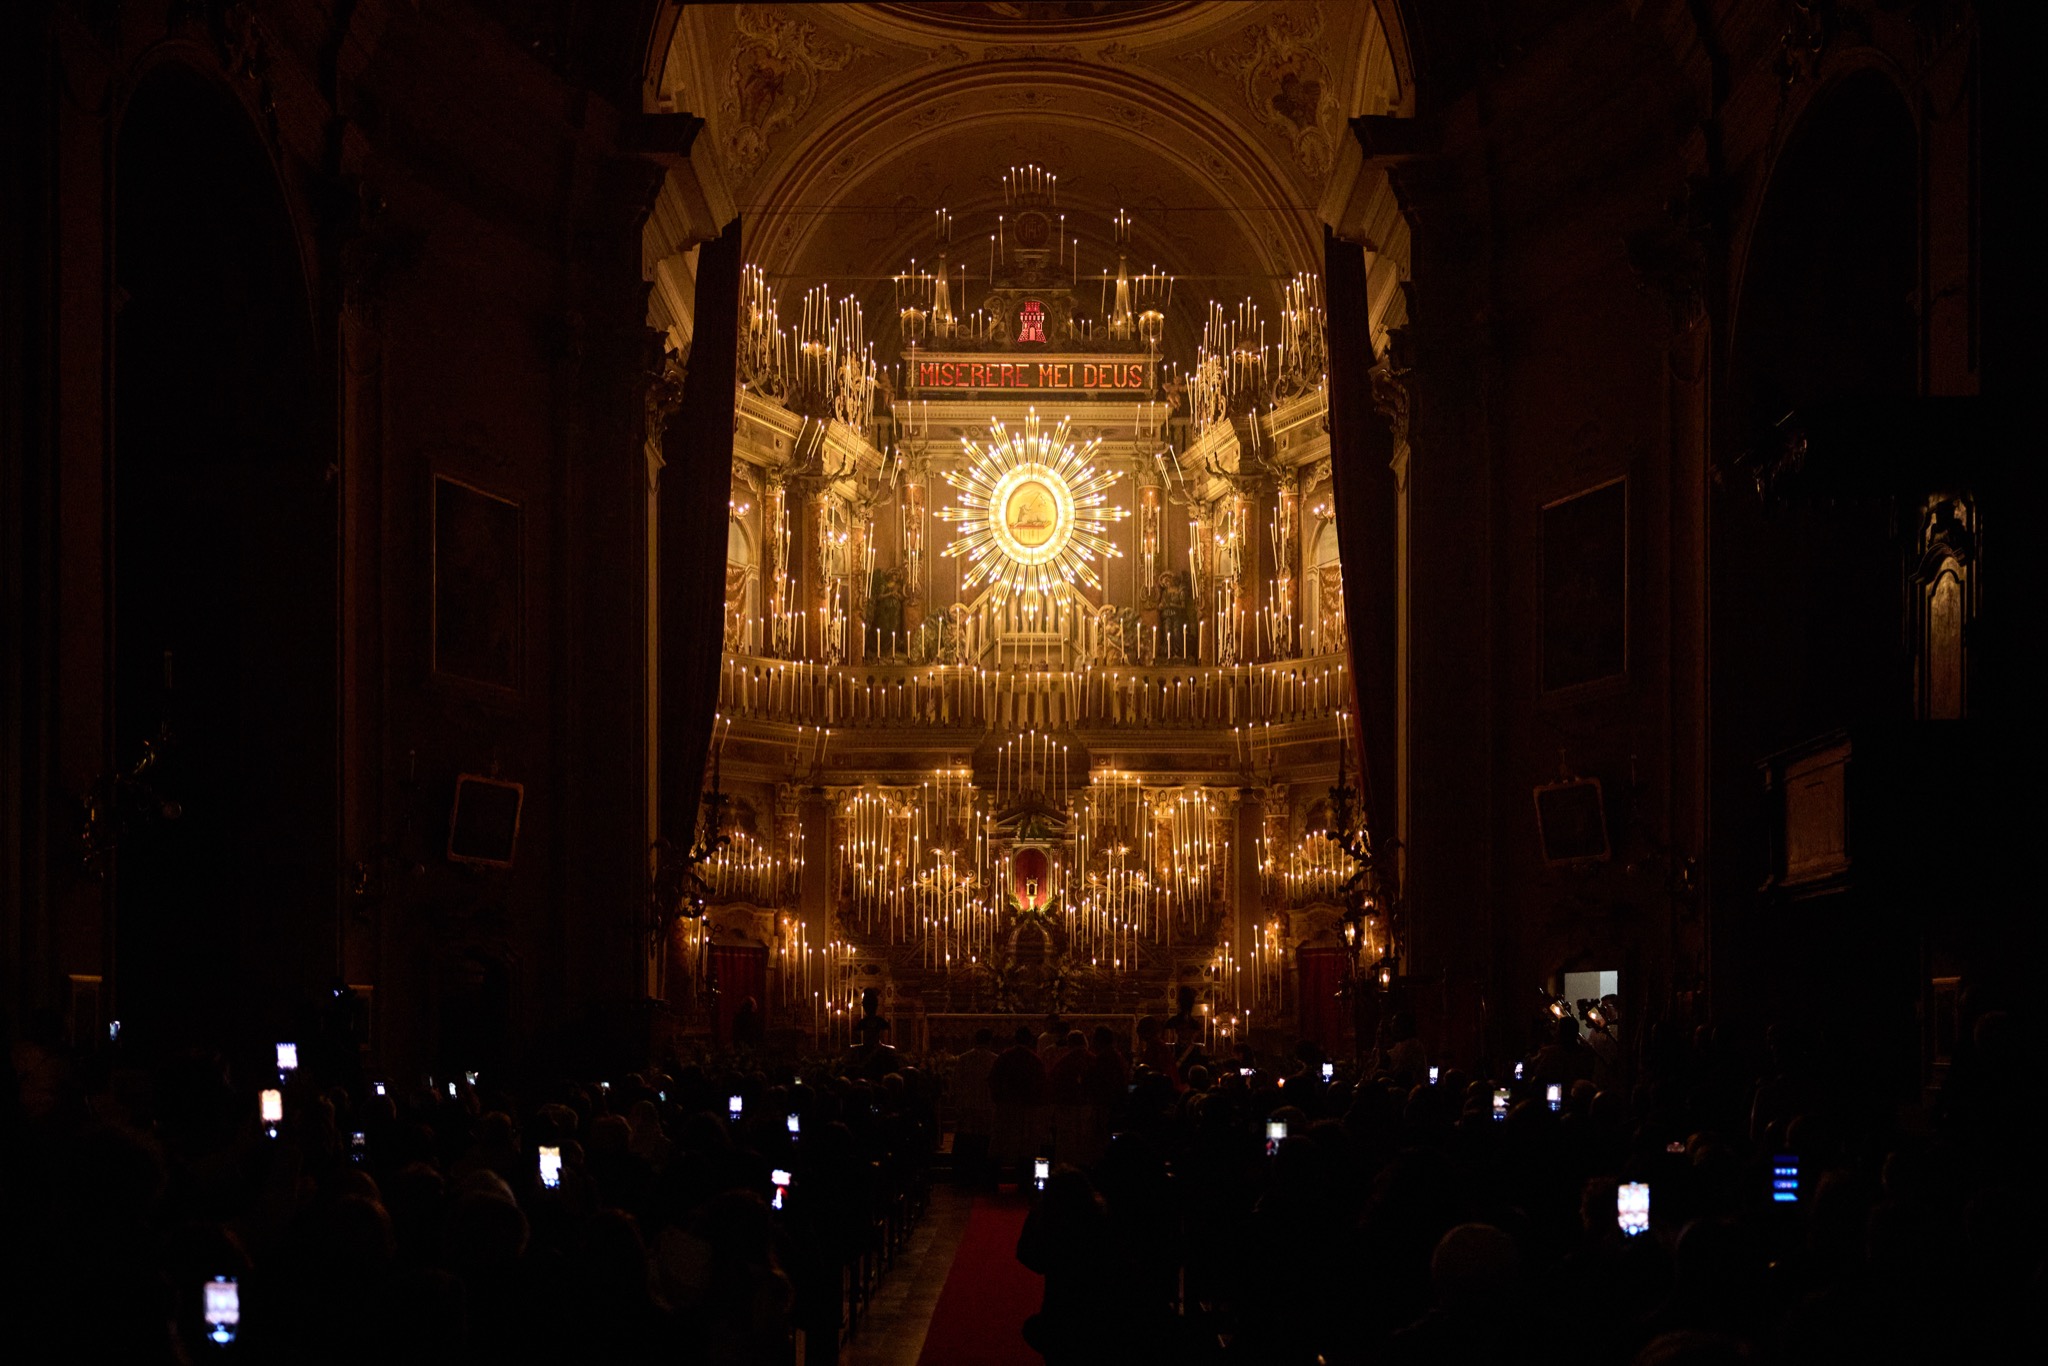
[1032, 1159, 1050, 1191]
[1265, 1120, 1287, 1156]
[1546, 1083, 1562, 1111]
[204, 1277, 240, 1344]
[1772, 1155, 1800, 1203]
[786, 1113, 801, 1135]
[1492, 1088, 1510, 1120]
[1321, 1062, 1334, 1079]
[771, 1168, 792, 1211]
[275, 1043, 298, 1072]
[538, 1146, 562, 1189]
[260, 1089, 283, 1124]
[1428, 1066, 1440, 1084]
[1618, 1182, 1651, 1237]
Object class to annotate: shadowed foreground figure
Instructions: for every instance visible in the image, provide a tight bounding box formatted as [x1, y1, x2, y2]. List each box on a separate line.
[1017, 1168, 1133, 1366]
[3, 1003, 2041, 1366]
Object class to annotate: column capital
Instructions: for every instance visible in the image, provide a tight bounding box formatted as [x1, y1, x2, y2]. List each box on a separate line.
[643, 346, 688, 492]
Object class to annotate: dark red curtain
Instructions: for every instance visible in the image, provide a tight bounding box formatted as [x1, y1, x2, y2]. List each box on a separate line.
[710, 944, 767, 1045]
[1297, 947, 1351, 1051]
[1321, 227, 1398, 836]
[659, 217, 743, 847]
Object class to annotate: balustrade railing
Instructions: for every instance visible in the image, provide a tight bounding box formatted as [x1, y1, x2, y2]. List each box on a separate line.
[717, 651, 1351, 731]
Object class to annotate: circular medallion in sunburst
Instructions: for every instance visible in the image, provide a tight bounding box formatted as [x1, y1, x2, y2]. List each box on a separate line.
[937, 411, 1128, 603]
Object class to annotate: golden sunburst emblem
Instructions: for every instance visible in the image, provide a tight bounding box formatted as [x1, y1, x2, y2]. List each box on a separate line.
[937, 411, 1128, 603]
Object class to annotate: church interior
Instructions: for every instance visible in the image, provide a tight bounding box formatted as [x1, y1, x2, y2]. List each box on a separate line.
[2, 3, 2040, 1362]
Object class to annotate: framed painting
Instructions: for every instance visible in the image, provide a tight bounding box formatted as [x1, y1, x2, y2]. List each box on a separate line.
[448, 773, 524, 868]
[433, 475, 523, 690]
[1541, 478, 1627, 693]
[1534, 776, 1611, 865]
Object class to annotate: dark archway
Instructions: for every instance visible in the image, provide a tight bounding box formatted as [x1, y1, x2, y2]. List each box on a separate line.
[1710, 70, 1919, 1083]
[1719, 69, 1920, 749]
[111, 64, 335, 1056]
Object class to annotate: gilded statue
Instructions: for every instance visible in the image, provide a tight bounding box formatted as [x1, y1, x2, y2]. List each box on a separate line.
[1144, 569, 1194, 658]
[864, 565, 905, 650]
[1092, 603, 1131, 666]
[942, 602, 972, 664]
[723, 565, 749, 651]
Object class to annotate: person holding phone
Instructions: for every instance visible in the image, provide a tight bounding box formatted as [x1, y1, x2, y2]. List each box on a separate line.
[203, 1277, 239, 1345]
[1017, 1167, 1139, 1364]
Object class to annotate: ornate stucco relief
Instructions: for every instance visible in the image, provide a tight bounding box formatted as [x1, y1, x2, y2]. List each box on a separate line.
[1185, 4, 1339, 183]
[720, 5, 865, 182]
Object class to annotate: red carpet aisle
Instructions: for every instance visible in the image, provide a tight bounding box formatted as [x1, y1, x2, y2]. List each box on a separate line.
[915, 1194, 1042, 1366]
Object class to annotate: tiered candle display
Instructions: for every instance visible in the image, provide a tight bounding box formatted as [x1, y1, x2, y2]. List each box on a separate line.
[704, 178, 1372, 1031]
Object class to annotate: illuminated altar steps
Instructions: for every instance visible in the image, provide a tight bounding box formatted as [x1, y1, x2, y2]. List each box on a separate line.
[715, 652, 1353, 730]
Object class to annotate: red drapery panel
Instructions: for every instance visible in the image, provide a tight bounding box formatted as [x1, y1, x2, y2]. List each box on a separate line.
[710, 944, 768, 1046]
[1297, 947, 1351, 1051]
[1321, 226, 1398, 835]
[659, 216, 744, 847]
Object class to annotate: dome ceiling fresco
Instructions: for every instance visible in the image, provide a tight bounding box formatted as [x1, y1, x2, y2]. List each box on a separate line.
[655, 2, 1404, 346]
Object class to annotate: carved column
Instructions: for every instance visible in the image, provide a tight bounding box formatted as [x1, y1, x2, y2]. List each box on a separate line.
[794, 483, 823, 662]
[1258, 784, 1293, 1013]
[1233, 489, 1258, 663]
[799, 785, 833, 1036]
[336, 183, 391, 996]
[848, 506, 872, 664]
[1371, 350, 1411, 905]
[1273, 483, 1300, 659]
[1233, 788, 1264, 1029]
[645, 348, 689, 885]
[1628, 190, 1710, 1017]
[1187, 506, 1214, 663]
[1137, 475, 1163, 591]
[812, 490, 848, 664]
[900, 459, 927, 642]
[763, 478, 791, 655]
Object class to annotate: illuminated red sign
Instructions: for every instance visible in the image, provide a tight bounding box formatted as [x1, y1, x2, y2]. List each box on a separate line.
[910, 356, 1150, 395]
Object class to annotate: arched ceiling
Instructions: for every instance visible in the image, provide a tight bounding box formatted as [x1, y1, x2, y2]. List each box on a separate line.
[653, 3, 1403, 359]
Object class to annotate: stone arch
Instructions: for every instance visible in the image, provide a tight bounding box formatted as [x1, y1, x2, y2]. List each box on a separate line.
[1709, 64, 1922, 1041]
[111, 59, 335, 1050]
[1728, 66, 1919, 422]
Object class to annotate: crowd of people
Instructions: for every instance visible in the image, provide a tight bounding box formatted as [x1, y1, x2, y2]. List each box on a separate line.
[981, 998, 2039, 1365]
[2, 989, 2038, 1365]
[3, 1013, 936, 1364]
